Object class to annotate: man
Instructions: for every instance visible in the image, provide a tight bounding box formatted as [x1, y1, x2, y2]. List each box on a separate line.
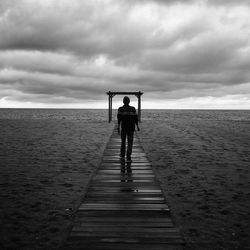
[117, 96, 140, 162]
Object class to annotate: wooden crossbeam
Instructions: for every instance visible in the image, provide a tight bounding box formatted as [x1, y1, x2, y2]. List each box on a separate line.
[106, 91, 143, 122]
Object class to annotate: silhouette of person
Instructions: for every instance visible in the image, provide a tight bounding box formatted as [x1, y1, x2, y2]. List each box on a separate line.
[117, 96, 140, 162]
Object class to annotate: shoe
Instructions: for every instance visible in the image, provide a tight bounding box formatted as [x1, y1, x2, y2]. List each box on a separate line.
[127, 156, 132, 162]
[120, 155, 125, 162]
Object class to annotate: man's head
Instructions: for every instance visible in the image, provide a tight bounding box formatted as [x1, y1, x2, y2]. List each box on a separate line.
[123, 96, 130, 105]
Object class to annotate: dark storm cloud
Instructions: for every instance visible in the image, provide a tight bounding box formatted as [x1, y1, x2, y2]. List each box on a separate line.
[125, 0, 250, 5]
[207, 0, 250, 5]
[0, 51, 76, 76]
[0, 0, 145, 58]
[0, 0, 250, 107]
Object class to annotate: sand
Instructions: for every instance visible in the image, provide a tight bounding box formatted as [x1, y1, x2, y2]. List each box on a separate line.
[1, 114, 250, 249]
[137, 119, 250, 249]
[0, 119, 114, 249]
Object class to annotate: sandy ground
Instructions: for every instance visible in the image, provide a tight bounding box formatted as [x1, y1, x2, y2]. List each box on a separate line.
[1, 115, 250, 249]
[0, 119, 114, 249]
[138, 119, 250, 249]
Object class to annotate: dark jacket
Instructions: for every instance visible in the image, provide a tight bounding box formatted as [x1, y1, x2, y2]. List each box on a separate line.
[117, 105, 138, 132]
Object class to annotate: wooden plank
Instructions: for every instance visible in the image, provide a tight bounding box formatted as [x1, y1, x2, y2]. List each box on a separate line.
[104, 149, 145, 152]
[74, 219, 173, 225]
[102, 158, 149, 162]
[103, 152, 146, 155]
[93, 177, 156, 181]
[73, 223, 174, 229]
[90, 182, 159, 187]
[95, 174, 154, 178]
[72, 226, 180, 234]
[74, 217, 173, 223]
[79, 203, 169, 211]
[86, 196, 165, 201]
[103, 161, 148, 165]
[87, 196, 166, 202]
[94, 175, 155, 178]
[99, 166, 152, 169]
[69, 232, 182, 239]
[103, 152, 147, 157]
[74, 210, 171, 217]
[85, 200, 165, 204]
[105, 145, 141, 147]
[98, 170, 153, 174]
[98, 169, 152, 172]
[94, 176, 155, 180]
[100, 162, 151, 166]
[100, 161, 149, 164]
[86, 193, 165, 198]
[64, 240, 183, 250]
[64, 242, 183, 250]
[92, 180, 156, 183]
[93, 175, 155, 179]
[87, 194, 165, 199]
[96, 171, 154, 174]
[86, 198, 166, 202]
[64, 128, 184, 249]
[88, 187, 163, 193]
[94, 176, 154, 179]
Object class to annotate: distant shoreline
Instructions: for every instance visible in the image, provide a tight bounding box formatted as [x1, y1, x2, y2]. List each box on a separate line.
[0, 108, 250, 111]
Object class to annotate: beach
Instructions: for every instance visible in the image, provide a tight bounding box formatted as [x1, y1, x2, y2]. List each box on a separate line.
[0, 109, 250, 249]
[0, 111, 114, 249]
[138, 113, 250, 249]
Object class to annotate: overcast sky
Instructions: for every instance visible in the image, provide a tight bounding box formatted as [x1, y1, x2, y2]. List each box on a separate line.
[0, 0, 250, 109]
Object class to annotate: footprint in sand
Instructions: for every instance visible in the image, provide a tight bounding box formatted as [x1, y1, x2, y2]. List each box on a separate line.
[30, 201, 42, 209]
[50, 227, 59, 233]
[220, 209, 230, 215]
[61, 183, 73, 188]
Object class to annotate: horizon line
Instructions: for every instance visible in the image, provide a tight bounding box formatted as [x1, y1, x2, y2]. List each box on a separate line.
[0, 107, 250, 111]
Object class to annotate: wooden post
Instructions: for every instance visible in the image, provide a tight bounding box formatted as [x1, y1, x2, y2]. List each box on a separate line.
[108, 92, 114, 122]
[138, 94, 141, 122]
[110, 95, 113, 122]
[108, 93, 111, 123]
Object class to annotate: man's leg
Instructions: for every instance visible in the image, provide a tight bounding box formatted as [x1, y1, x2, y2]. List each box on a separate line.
[120, 129, 126, 158]
[127, 131, 134, 160]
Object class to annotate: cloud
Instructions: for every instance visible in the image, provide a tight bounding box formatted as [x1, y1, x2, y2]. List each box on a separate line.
[0, 0, 250, 108]
[134, 0, 250, 5]
[207, 0, 250, 6]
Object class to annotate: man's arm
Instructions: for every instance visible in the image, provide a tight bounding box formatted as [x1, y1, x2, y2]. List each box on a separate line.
[117, 108, 121, 134]
[134, 108, 140, 131]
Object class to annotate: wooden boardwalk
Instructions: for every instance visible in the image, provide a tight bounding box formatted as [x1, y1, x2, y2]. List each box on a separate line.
[64, 129, 184, 250]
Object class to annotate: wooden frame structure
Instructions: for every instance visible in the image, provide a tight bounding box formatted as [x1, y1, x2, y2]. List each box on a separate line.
[106, 91, 143, 123]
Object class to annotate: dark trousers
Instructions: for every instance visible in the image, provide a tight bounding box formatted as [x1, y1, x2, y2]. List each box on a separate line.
[120, 130, 134, 158]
